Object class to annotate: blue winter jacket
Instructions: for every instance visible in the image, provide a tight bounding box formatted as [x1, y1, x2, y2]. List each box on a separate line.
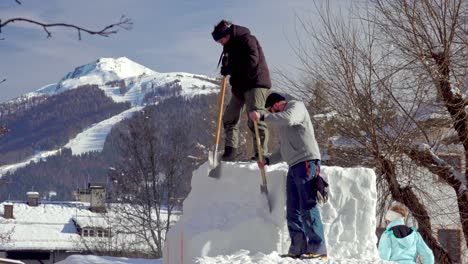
[378, 219, 434, 264]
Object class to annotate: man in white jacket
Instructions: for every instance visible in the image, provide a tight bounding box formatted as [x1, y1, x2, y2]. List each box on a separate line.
[249, 92, 327, 260]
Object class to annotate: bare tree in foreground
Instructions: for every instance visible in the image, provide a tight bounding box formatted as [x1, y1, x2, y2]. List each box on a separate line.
[109, 103, 193, 257]
[283, 1, 466, 263]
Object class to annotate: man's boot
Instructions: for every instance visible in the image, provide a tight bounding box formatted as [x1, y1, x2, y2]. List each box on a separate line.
[221, 146, 237, 161]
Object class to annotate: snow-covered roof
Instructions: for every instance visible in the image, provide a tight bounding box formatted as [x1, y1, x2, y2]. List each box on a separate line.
[0, 201, 88, 251]
[0, 201, 176, 252]
[56, 255, 162, 264]
[73, 215, 109, 229]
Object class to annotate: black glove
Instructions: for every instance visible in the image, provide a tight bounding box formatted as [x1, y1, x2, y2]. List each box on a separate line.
[313, 176, 329, 205]
[220, 66, 230, 76]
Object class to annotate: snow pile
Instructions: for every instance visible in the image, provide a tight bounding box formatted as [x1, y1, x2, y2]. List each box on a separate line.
[164, 162, 388, 264]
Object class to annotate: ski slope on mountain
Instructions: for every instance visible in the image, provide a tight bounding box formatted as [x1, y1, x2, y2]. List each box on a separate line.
[164, 162, 394, 264]
[64, 106, 144, 155]
[0, 149, 60, 177]
[0, 57, 219, 177]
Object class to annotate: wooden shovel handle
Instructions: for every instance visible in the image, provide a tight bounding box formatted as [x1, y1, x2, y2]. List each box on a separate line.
[214, 76, 228, 147]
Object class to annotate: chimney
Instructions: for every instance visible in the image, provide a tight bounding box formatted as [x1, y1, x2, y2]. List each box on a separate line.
[89, 183, 106, 213]
[3, 203, 14, 219]
[27, 191, 40, 207]
[73, 188, 91, 203]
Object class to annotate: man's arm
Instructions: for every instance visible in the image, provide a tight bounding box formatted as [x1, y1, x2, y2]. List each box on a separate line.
[263, 101, 305, 126]
[267, 152, 283, 165]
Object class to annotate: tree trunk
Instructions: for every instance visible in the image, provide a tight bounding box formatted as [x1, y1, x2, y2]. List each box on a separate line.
[405, 147, 468, 249]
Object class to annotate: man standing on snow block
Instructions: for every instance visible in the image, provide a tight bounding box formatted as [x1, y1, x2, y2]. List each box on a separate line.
[249, 92, 328, 260]
[211, 19, 271, 161]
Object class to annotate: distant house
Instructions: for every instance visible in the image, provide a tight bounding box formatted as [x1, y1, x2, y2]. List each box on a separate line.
[0, 183, 177, 264]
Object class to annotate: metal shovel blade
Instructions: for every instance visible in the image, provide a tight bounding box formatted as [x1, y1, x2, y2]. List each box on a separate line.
[208, 150, 222, 179]
[260, 184, 273, 213]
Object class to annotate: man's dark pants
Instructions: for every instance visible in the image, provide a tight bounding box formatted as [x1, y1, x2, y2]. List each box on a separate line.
[286, 159, 327, 256]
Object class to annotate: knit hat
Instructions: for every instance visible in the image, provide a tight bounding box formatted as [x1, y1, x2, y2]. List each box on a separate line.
[265, 92, 286, 108]
[212, 21, 232, 41]
[385, 204, 407, 222]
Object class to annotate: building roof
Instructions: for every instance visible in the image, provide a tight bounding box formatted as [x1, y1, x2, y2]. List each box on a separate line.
[0, 201, 179, 253]
[0, 201, 93, 251]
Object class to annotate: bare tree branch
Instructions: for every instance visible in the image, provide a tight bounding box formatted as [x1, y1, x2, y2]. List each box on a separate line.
[0, 15, 132, 40]
[14, 0, 21, 5]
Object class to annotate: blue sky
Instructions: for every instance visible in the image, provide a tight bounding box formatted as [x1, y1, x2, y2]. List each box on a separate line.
[0, 0, 339, 102]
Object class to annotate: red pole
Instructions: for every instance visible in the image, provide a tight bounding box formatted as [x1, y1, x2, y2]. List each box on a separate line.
[166, 237, 170, 264]
[180, 230, 184, 264]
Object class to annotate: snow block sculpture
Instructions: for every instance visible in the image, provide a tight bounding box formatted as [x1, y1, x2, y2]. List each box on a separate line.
[163, 162, 380, 263]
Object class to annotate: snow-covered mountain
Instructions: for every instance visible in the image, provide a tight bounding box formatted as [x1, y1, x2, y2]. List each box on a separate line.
[0, 57, 219, 176]
[24, 57, 219, 106]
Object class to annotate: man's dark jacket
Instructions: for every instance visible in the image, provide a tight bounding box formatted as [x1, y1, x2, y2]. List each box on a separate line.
[223, 25, 271, 99]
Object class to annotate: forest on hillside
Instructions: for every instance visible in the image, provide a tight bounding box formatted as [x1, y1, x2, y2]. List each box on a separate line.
[0, 85, 130, 165]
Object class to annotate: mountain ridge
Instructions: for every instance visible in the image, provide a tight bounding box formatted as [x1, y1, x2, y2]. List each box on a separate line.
[18, 56, 219, 106]
[0, 57, 221, 177]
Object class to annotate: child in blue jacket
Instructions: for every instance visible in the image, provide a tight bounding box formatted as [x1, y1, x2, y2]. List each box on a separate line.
[378, 204, 434, 264]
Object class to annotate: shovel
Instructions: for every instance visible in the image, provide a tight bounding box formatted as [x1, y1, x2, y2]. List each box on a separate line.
[253, 121, 272, 212]
[208, 76, 228, 178]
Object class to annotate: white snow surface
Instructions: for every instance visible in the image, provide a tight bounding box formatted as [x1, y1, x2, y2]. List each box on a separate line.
[0, 202, 90, 250]
[164, 162, 392, 264]
[0, 201, 177, 253]
[0, 149, 60, 176]
[56, 255, 162, 264]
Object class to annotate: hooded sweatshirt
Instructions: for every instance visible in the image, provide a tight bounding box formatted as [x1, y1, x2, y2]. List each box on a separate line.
[263, 100, 321, 166]
[378, 219, 434, 264]
[223, 24, 271, 99]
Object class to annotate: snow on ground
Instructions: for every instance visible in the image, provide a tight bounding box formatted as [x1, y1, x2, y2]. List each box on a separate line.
[65, 106, 143, 155]
[55, 255, 162, 264]
[164, 162, 393, 264]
